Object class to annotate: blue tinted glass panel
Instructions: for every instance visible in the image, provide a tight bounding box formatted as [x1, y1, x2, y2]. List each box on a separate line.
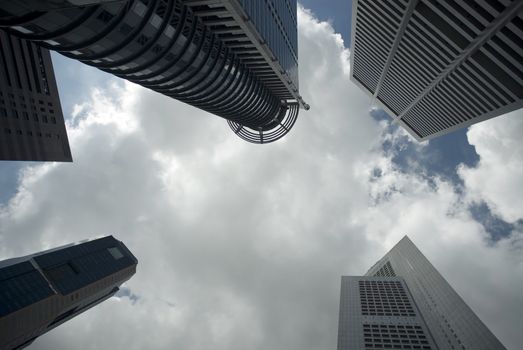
[0, 261, 54, 317]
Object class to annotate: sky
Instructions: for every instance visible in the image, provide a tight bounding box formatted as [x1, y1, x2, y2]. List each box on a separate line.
[0, 2, 523, 350]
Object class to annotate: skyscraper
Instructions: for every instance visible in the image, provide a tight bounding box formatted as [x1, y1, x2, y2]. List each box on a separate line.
[337, 236, 506, 350]
[0, 30, 71, 161]
[0, 0, 308, 145]
[350, 0, 523, 141]
[0, 235, 138, 350]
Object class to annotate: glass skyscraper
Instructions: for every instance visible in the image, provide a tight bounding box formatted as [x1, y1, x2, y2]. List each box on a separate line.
[0, 236, 138, 350]
[337, 236, 506, 350]
[0, 0, 308, 147]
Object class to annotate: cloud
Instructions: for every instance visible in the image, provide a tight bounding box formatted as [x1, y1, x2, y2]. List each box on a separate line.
[1, 7, 522, 350]
[459, 110, 523, 223]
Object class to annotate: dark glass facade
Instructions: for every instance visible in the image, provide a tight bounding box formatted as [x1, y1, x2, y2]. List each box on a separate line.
[0, 236, 137, 350]
[0, 30, 71, 161]
[0, 0, 307, 144]
[0, 261, 54, 318]
[35, 236, 137, 295]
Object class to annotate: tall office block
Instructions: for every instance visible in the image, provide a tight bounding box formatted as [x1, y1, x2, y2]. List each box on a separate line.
[350, 0, 523, 140]
[0, 30, 71, 161]
[0, 236, 137, 350]
[0, 0, 308, 144]
[337, 236, 506, 350]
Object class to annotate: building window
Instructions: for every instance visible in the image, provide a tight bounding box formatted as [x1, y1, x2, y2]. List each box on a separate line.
[108, 247, 124, 260]
[374, 261, 396, 277]
[362, 324, 431, 349]
[359, 280, 415, 317]
[97, 10, 115, 23]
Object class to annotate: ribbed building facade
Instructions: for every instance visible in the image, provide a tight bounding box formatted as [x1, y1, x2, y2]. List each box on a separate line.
[0, 31, 71, 161]
[0, 236, 137, 350]
[0, 0, 307, 145]
[350, 0, 523, 140]
[338, 236, 506, 350]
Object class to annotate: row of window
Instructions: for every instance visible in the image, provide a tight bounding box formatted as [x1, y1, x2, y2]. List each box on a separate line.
[359, 279, 415, 317]
[363, 324, 431, 350]
[374, 262, 396, 277]
[0, 91, 53, 104]
[0, 101, 55, 113]
[3, 128, 60, 139]
[1, 108, 57, 124]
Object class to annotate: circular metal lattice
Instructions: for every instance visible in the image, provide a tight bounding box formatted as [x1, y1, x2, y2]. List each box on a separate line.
[228, 103, 299, 144]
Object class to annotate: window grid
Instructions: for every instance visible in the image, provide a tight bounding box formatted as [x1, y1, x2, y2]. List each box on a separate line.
[374, 261, 396, 277]
[359, 280, 415, 317]
[363, 324, 432, 349]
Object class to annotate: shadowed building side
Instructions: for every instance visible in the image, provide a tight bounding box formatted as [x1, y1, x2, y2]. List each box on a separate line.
[0, 236, 138, 350]
[0, 0, 309, 144]
[0, 30, 71, 161]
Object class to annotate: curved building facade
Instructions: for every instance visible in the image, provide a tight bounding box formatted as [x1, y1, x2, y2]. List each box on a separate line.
[1, 0, 308, 144]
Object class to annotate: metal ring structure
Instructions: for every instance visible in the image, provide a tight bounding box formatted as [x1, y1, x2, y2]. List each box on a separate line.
[227, 102, 299, 144]
[1, 0, 301, 144]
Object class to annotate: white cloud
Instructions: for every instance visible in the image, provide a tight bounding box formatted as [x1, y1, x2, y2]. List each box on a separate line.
[1, 7, 522, 350]
[459, 110, 523, 223]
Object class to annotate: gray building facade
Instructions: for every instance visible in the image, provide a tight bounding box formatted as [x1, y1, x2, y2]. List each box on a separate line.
[0, 30, 71, 161]
[0, 0, 308, 145]
[350, 0, 523, 141]
[338, 276, 436, 350]
[0, 235, 137, 350]
[338, 236, 506, 350]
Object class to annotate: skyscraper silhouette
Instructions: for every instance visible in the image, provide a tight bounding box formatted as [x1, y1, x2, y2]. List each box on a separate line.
[337, 236, 506, 350]
[1, 0, 308, 147]
[0, 235, 137, 350]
